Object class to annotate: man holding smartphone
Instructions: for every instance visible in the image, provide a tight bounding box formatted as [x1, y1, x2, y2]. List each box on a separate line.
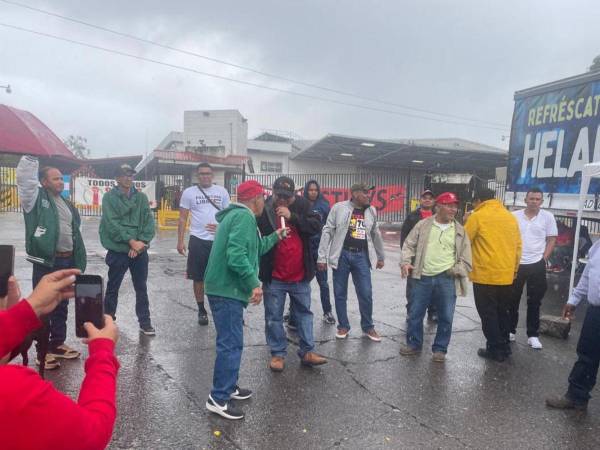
[100, 164, 156, 335]
[177, 163, 230, 326]
[17, 155, 87, 370]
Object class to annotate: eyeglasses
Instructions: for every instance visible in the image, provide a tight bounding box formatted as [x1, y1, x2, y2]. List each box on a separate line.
[198, 172, 213, 176]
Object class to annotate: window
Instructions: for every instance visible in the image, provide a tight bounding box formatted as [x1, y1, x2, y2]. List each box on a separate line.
[260, 161, 283, 173]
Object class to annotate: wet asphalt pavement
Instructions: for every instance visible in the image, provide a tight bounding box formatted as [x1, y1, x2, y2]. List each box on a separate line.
[3, 212, 600, 449]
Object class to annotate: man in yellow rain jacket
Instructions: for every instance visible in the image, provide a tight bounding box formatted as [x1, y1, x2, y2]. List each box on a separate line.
[465, 188, 522, 362]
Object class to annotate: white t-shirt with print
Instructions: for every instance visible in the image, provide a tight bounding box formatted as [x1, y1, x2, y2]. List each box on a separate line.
[513, 209, 558, 265]
[180, 185, 230, 241]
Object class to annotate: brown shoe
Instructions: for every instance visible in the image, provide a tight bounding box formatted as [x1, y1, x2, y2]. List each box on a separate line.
[546, 396, 587, 411]
[399, 344, 421, 356]
[301, 352, 328, 367]
[364, 329, 382, 342]
[48, 344, 81, 360]
[432, 352, 446, 363]
[269, 356, 285, 372]
[35, 355, 61, 370]
[336, 328, 349, 339]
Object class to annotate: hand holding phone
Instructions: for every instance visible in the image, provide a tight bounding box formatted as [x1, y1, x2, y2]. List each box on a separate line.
[75, 275, 105, 338]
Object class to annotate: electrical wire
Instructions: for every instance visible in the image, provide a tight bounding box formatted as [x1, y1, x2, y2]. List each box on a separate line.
[0, 21, 509, 131]
[1, 0, 510, 129]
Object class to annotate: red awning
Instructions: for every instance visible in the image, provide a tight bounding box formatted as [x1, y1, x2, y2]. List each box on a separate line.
[0, 104, 76, 160]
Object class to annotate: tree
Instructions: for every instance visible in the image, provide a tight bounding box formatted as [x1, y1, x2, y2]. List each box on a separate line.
[589, 55, 600, 72]
[63, 135, 91, 159]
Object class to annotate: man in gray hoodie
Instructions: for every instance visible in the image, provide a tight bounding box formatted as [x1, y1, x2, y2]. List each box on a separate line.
[317, 183, 385, 341]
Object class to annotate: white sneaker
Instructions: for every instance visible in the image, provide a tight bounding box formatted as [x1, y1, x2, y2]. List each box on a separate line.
[528, 337, 543, 349]
[509, 333, 516, 342]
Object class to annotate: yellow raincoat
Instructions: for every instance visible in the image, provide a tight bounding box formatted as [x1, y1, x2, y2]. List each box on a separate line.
[464, 199, 522, 285]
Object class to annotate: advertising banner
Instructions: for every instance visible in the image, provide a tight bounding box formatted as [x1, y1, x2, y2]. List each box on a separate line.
[74, 177, 157, 208]
[508, 79, 600, 193]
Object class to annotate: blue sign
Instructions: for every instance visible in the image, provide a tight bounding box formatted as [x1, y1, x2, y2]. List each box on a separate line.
[61, 175, 71, 199]
[508, 79, 600, 193]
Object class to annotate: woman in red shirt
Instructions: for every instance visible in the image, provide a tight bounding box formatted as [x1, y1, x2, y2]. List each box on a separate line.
[0, 270, 120, 450]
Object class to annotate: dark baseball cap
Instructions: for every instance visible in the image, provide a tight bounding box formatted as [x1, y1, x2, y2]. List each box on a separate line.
[421, 189, 434, 197]
[117, 164, 136, 177]
[272, 176, 295, 197]
[350, 182, 375, 192]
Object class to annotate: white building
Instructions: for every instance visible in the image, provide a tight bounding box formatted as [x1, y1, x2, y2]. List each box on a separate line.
[183, 110, 248, 156]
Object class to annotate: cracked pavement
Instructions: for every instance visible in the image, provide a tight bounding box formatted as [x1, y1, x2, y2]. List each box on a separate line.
[3, 213, 600, 449]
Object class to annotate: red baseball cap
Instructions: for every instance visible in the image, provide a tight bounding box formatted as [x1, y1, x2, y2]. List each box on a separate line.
[435, 192, 459, 205]
[237, 180, 265, 201]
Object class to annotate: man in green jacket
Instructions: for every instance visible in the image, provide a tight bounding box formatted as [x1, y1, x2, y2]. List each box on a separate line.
[99, 164, 156, 335]
[204, 180, 286, 420]
[17, 155, 87, 370]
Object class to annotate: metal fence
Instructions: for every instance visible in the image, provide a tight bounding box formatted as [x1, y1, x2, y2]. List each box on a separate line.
[0, 165, 20, 213]
[246, 171, 424, 223]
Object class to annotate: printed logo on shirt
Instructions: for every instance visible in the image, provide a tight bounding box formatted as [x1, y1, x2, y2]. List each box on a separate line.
[34, 226, 47, 238]
[41, 199, 50, 208]
[195, 195, 223, 206]
[349, 213, 366, 240]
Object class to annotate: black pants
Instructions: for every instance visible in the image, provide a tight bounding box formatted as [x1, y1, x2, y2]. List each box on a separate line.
[567, 305, 600, 404]
[509, 259, 547, 337]
[473, 283, 512, 355]
[406, 277, 437, 317]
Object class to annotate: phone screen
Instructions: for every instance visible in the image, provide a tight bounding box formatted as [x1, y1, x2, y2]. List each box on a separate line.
[0, 245, 15, 297]
[75, 275, 105, 338]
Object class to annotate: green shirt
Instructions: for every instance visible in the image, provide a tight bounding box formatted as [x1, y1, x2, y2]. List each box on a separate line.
[422, 220, 456, 276]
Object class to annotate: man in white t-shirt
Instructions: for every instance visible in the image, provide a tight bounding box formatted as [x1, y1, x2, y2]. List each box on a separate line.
[177, 163, 230, 325]
[509, 187, 557, 349]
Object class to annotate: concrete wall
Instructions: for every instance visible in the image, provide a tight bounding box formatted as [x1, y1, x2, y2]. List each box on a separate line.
[247, 149, 289, 174]
[184, 110, 248, 156]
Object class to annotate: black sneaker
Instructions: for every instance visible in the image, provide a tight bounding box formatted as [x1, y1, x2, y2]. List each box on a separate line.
[206, 395, 244, 420]
[283, 312, 290, 322]
[198, 312, 209, 326]
[323, 312, 336, 325]
[140, 324, 156, 336]
[287, 321, 298, 331]
[477, 348, 505, 362]
[231, 385, 252, 400]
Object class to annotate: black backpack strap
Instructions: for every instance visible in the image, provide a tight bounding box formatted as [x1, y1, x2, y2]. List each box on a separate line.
[197, 186, 222, 211]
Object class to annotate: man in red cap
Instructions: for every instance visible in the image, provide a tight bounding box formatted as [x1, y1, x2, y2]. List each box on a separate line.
[400, 189, 437, 322]
[203, 180, 287, 420]
[399, 192, 472, 362]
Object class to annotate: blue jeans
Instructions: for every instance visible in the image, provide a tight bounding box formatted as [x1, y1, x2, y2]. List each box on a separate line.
[332, 249, 374, 332]
[208, 295, 244, 403]
[263, 279, 314, 358]
[32, 256, 75, 348]
[104, 250, 152, 327]
[406, 273, 456, 353]
[314, 248, 332, 314]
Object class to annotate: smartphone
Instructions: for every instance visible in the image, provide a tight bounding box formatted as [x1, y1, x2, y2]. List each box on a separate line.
[0, 245, 15, 297]
[75, 275, 105, 338]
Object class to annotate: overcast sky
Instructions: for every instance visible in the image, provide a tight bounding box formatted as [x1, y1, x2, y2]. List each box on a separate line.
[1, 0, 599, 157]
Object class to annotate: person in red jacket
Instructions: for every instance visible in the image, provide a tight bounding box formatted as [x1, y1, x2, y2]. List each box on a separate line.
[0, 270, 120, 450]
